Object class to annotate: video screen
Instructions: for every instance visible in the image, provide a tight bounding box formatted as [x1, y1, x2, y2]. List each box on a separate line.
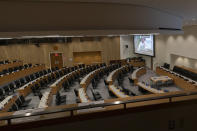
[134, 35, 155, 56]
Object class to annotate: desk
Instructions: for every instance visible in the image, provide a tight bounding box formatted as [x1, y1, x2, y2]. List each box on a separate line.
[17, 71, 53, 97]
[129, 60, 145, 67]
[80, 67, 105, 89]
[38, 89, 52, 108]
[51, 68, 83, 95]
[109, 85, 129, 98]
[156, 67, 197, 91]
[137, 82, 164, 94]
[78, 88, 89, 103]
[0, 65, 45, 86]
[150, 76, 173, 83]
[0, 95, 17, 112]
[106, 65, 128, 85]
[0, 61, 23, 72]
[129, 67, 146, 85]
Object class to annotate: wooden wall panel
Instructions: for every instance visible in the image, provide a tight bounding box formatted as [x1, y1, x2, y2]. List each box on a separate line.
[0, 36, 120, 68]
[73, 51, 102, 65]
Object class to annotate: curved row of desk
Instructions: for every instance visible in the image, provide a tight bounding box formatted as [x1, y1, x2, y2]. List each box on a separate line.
[156, 66, 197, 91]
[0, 64, 45, 86]
[79, 66, 106, 102]
[129, 67, 147, 85]
[106, 65, 131, 98]
[0, 60, 23, 73]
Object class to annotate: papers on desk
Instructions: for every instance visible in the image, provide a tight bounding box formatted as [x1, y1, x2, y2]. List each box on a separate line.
[109, 85, 129, 98]
[150, 76, 173, 83]
[77, 100, 105, 113]
[78, 88, 89, 103]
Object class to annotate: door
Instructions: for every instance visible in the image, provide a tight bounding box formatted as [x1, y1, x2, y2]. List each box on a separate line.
[50, 53, 63, 68]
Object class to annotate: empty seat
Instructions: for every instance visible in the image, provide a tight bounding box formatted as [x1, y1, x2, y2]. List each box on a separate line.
[0, 88, 5, 101]
[56, 92, 66, 105]
[47, 69, 52, 73]
[43, 70, 48, 75]
[19, 95, 32, 107]
[30, 74, 35, 80]
[9, 83, 15, 93]
[25, 76, 31, 83]
[39, 71, 44, 76]
[35, 72, 40, 78]
[14, 80, 21, 89]
[8, 68, 13, 73]
[3, 86, 10, 95]
[19, 78, 26, 86]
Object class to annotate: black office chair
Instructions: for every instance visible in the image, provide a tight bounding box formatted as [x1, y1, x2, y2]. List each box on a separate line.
[19, 95, 31, 107]
[47, 69, 52, 73]
[9, 83, 15, 93]
[30, 74, 35, 80]
[3, 85, 10, 95]
[43, 70, 48, 75]
[19, 78, 26, 86]
[25, 76, 31, 83]
[0, 88, 5, 101]
[74, 89, 78, 97]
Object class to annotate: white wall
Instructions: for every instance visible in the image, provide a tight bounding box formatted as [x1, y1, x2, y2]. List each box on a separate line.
[120, 35, 152, 68]
[120, 35, 133, 59]
[119, 26, 197, 70]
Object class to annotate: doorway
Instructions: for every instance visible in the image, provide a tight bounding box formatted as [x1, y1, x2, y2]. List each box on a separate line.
[50, 52, 63, 68]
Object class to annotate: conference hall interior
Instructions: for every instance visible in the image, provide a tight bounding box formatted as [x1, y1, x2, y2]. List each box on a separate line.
[0, 0, 197, 131]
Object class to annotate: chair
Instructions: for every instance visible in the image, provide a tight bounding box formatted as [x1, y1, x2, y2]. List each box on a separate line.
[15, 98, 23, 107]
[24, 64, 28, 69]
[14, 80, 21, 89]
[38, 92, 43, 100]
[19, 78, 26, 86]
[47, 69, 52, 73]
[3, 86, 10, 95]
[8, 68, 13, 73]
[55, 67, 59, 70]
[25, 76, 31, 83]
[35, 72, 40, 78]
[10, 103, 18, 112]
[104, 79, 109, 86]
[28, 63, 32, 67]
[18, 66, 23, 70]
[56, 92, 66, 105]
[30, 74, 35, 80]
[19, 95, 31, 107]
[43, 70, 48, 75]
[74, 89, 78, 97]
[9, 83, 15, 93]
[0, 88, 5, 101]
[39, 71, 44, 76]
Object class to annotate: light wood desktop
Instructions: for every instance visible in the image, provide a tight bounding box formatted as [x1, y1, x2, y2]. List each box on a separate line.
[137, 82, 164, 94]
[0, 65, 45, 86]
[129, 67, 146, 85]
[0, 61, 23, 72]
[156, 67, 197, 91]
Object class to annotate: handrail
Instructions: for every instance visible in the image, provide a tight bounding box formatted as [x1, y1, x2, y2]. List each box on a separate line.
[1, 90, 197, 124]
